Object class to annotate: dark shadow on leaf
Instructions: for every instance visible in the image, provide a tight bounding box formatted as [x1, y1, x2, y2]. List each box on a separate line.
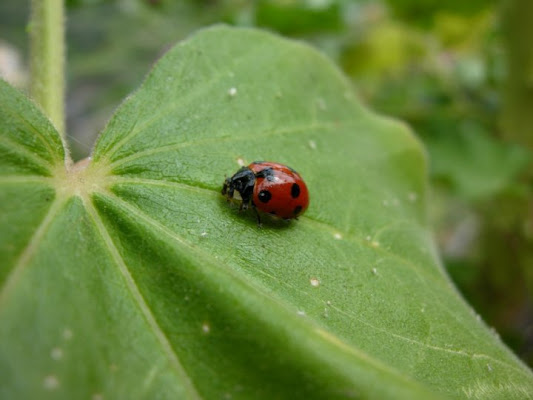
[216, 195, 296, 230]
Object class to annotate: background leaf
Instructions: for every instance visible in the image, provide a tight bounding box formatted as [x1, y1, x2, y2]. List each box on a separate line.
[1, 26, 532, 399]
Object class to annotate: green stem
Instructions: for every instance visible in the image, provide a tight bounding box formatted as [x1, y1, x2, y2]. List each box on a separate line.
[29, 0, 65, 137]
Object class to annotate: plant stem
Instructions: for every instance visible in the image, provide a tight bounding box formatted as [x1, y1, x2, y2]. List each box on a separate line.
[29, 0, 65, 137]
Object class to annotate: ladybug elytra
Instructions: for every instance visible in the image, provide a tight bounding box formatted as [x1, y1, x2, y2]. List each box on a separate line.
[222, 161, 309, 224]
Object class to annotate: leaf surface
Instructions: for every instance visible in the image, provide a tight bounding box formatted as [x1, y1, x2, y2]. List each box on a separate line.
[1, 26, 532, 400]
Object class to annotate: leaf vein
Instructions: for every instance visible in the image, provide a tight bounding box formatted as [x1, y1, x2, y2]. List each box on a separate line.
[327, 303, 531, 378]
[104, 177, 453, 291]
[102, 178, 504, 352]
[84, 198, 202, 400]
[0, 196, 66, 308]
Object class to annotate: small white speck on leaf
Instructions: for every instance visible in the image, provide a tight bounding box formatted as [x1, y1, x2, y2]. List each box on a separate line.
[310, 278, 320, 287]
[43, 375, 59, 390]
[371, 241, 380, 248]
[333, 232, 342, 240]
[487, 364, 493, 372]
[200, 231, 208, 238]
[50, 347, 63, 360]
[228, 87, 237, 96]
[316, 97, 327, 110]
[236, 158, 245, 166]
[202, 323, 210, 334]
[62, 328, 73, 340]
[371, 268, 378, 275]
[297, 310, 306, 316]
[326, 300, 332, 306]
[308, 140, 317, 150]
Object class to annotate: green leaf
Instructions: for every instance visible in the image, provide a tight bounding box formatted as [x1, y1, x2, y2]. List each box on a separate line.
[1, 26, 532, 399]
[427, 122, 532, 199]
[254, 0, 342, 35]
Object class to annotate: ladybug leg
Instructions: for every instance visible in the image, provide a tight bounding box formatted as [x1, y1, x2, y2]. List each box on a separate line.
[226, 187, 234, 201]
[238, 185, 254, 212]
[253, 205, 262, 227]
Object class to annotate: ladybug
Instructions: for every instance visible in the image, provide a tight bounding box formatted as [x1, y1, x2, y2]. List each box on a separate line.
[222, 161, 309, 224]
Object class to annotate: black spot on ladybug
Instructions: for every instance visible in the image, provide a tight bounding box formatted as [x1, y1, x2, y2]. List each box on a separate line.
[293, 205, 302, 215]
[269, 210, 277, 215]
[258, 190, 272, 203]
[291, 183, 300, 198]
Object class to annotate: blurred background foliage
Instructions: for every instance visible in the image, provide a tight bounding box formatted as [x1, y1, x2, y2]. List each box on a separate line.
[0, 0, 531, 367]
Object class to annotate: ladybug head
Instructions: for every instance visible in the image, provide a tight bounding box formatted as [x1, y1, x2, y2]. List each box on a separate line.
[222, 166, 256, 205]
[221, 177, 232, 196]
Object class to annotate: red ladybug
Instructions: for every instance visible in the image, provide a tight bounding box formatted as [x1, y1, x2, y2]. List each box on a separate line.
[222, 161, 309, 224]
